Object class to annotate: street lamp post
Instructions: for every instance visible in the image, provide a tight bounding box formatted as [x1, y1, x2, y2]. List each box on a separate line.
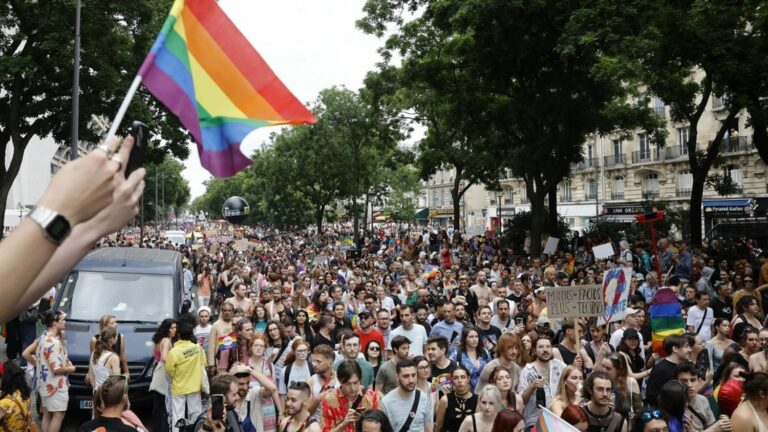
[70, 0, 81, 161]
[154, 167, 166, 224]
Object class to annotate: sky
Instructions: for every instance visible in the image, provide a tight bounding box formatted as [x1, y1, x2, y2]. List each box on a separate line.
[181, 0, 384, 199]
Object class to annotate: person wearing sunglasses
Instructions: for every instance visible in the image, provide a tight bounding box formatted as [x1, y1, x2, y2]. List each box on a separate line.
[633, 409, 670, 432]
[80, 375, 139, 432]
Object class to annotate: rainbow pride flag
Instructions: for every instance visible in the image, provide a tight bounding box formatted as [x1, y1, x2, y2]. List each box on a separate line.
[138, 0, 316, 177]
[535, 407, 580, 432]
[217, 332, 237, 351]
[417, 265, 440, 286]
[649, 287, 685, 355]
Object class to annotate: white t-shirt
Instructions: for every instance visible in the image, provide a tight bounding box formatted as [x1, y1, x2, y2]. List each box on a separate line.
[687, 306, 714, 342]
[389, 324, 428, 356]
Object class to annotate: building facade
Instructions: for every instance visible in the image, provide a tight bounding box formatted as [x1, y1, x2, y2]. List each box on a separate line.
[485, 92, 768, 235]
[420, 167, 488, 234]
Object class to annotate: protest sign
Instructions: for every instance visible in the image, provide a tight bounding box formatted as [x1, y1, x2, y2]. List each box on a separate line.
[598, 267, 633, 325]
[593, 242, 616, 260]
[233, 239, 248, 252]
[545, 285, 604, 319]
[543, 237, 559, 255]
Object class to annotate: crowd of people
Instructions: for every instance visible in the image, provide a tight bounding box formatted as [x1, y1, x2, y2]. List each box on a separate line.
[3, 219, 768, 432]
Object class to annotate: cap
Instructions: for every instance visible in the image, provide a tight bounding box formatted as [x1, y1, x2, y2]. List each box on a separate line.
[419, 251, 427, 258]
[198, 306, 211, 315]
[635, 273, 645, 281]
[358, 311, 372, 319]
[454, 295, 467, 306]
[623, 328, 640, 339]
[625, 307, 641, 316]
[536, 316, 550, 326]
[534, 286, 547, 294]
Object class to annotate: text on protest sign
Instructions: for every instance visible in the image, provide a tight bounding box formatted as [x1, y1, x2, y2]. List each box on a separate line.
[545, 285, 604, 319]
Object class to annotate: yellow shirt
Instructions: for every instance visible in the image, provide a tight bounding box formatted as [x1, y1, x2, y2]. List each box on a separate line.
[165, 340, 205, 395]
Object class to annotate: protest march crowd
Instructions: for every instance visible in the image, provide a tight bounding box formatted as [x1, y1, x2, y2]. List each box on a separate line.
[4, 221, 768, 432]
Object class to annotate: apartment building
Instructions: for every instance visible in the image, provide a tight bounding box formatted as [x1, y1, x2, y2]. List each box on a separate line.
[485, 92, 768, 234]
[420, 167, 488, 234]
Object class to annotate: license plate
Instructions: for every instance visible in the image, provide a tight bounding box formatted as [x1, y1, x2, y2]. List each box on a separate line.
[79, 399, 93, 409]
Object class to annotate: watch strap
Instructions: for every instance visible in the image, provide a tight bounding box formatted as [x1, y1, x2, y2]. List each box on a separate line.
[29, 206, 70, 245]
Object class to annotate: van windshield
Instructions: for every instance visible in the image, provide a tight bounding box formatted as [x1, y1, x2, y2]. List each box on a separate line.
[59, 271, 174, 322]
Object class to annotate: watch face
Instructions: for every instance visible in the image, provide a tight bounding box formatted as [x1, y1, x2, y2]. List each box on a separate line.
[47, 215, 71, 240]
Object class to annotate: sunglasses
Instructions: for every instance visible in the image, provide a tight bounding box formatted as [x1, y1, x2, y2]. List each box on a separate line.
[369, 346, 381, 351]
[107, 374, 129, 398]
[640, 410, 663, 422]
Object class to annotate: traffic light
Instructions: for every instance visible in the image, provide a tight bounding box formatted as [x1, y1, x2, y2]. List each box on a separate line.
[635, 210, 665, 224]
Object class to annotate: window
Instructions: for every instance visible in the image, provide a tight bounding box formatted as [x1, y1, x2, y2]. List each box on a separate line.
[505, 188, 513, 204]
[677, 127, 690, 148]
[724, 165, 743, 189]
[561, 181, 572, 201]
[587, 144, 594, 161]
[638, 133, 650, 158]
[586, 179, 597, 200]
[613, 176, 624, 200]
[713, 95, 727, 110]
[652, 96, 666, 118]
[520, 186, 528, 203]
[643, 173, 660, 197]
[678, 170, 692, 196]
[612, 139, 623, 162]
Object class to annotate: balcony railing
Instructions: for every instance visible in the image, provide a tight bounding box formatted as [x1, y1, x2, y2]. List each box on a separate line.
[676, 188, 691, 197]
[603, 154, 627, 167]
[720, 136, 753, 155]
[611, 192, 625, 200]
[632, 149, 661, 163]
[664, 145, 689, 160]
[642, 190, 660, 199]
[560, 194, 572, 202]
[585, 192, 598, 200]
[571, 158, 600, 171]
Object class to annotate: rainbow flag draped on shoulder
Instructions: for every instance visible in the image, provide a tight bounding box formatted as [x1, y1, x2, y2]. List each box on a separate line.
[138, 0, 316, 177]
[535, 407, 581, 432]
[649, 287, 685, 355]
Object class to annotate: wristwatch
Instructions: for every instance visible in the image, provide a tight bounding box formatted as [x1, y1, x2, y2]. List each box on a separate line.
[28, 206, 71, 245]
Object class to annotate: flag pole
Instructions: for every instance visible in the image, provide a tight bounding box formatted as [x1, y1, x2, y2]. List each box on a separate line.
[104, 75, 143, 143]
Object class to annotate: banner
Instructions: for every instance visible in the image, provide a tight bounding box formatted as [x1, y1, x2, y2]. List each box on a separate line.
[545, 285, 604, 318]
[598, 267, 633, 325]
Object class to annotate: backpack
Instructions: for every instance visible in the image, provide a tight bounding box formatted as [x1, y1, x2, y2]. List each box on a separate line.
[19, 304, 39, 323]
[283, 361, 315, 389]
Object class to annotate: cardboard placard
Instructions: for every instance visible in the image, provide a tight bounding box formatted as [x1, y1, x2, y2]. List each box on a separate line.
[598, 267, 633, 325]
[593, 242, 616, 260]
[543, 237, 559, 255]
[545, 285, 604, 318]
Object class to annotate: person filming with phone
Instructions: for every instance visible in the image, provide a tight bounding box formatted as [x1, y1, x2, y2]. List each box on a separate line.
[321, 360, 379, 432]
[186, 374, 243, 432]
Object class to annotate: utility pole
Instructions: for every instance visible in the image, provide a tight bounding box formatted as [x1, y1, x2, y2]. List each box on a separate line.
[70, 0, 81, 161]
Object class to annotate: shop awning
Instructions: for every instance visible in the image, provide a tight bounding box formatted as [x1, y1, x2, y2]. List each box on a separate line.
[415, 208, 429, 220]
[703, 198, 752, 208]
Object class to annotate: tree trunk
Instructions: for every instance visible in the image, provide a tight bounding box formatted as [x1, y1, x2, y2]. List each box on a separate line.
[547, 185, 558, 232]
[452, 188, 461, 236]
[689, 171, 706, 247]
[529, 190, 547, 259]
[751, 111, 768, 165]
[315, 204, 325, 233]
[352, 194, 360, 248]
[363, 194, 370, 240]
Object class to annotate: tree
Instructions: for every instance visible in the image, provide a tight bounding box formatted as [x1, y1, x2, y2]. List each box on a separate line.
[140, 157, 191, 223]
[315, 87, 398, 246]
[361, 0, 660, 255]
[382, 164, 421, 224]
[569, 0, 759, 245]
[358, 14, 505, 236]
[0, 0, 190, 234]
